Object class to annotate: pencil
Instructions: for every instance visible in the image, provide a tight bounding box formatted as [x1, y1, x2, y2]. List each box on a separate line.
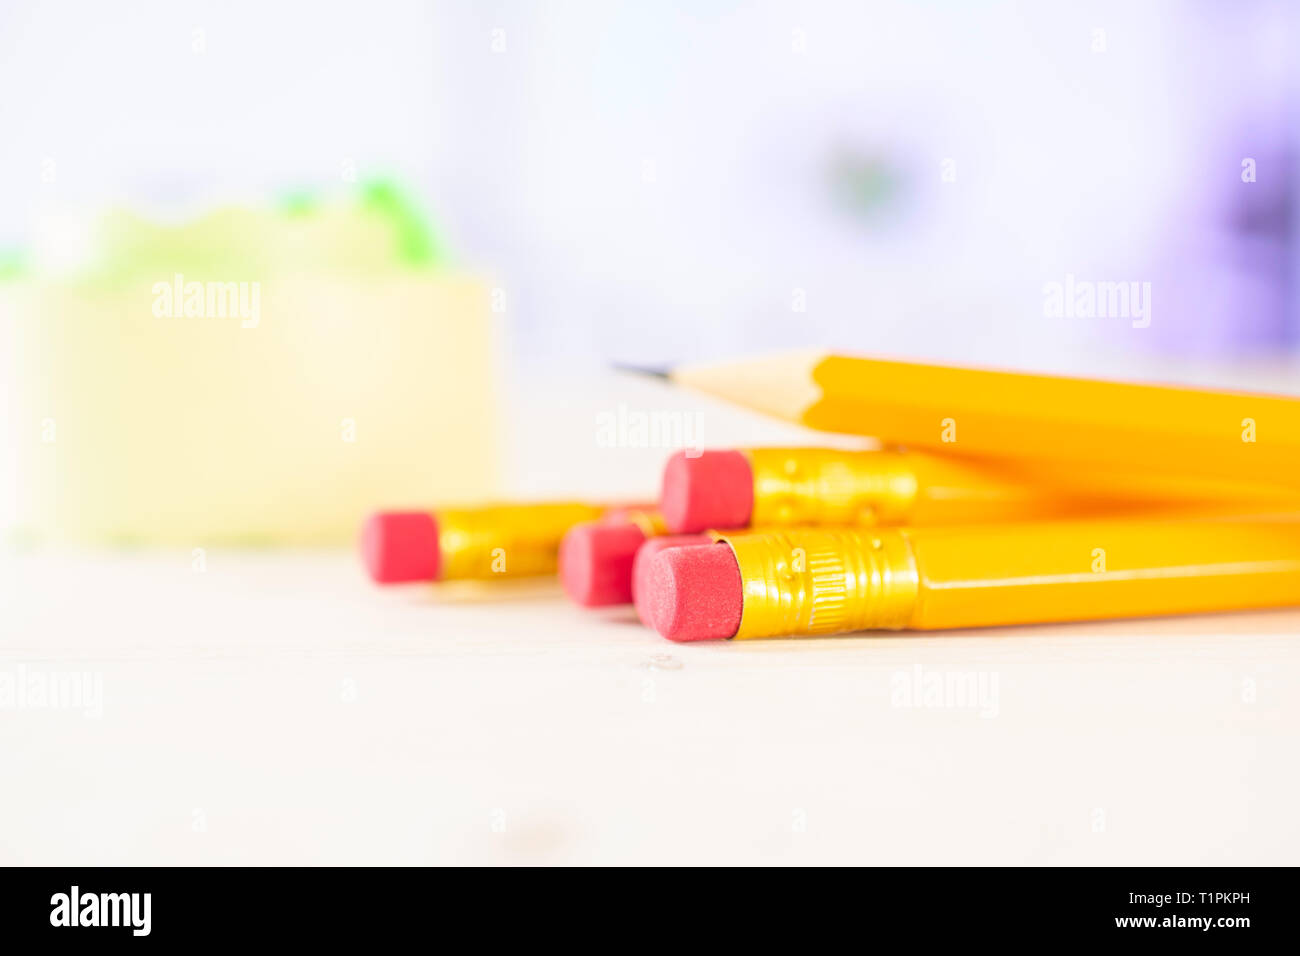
[657, 446, 1299, 533]
[637, 512, 1300, 641]
[360, 502, 646, 583]
[661, 350, 1300, 487]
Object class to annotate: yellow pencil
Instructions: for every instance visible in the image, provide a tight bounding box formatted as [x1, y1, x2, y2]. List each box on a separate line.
[359, 502, 639, 584]
[659, 350, 1300, 487]
[658, 446, 1300, 532]
[636, 512, 1300, 641]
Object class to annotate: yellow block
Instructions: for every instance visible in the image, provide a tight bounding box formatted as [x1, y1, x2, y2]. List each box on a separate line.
[5, 274, 497, 546]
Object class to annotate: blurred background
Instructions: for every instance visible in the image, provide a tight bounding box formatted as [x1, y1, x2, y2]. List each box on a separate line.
[3, 0, 1300, 870]
[2, 0, 1299, 544]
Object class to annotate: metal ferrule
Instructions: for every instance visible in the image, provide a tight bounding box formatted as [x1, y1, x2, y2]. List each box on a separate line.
[715, 527, 920, 638]
[746, 448, 920, 527]
[436, 502, 605, 580]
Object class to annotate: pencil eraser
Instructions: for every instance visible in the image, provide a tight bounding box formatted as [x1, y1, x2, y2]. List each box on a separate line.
[659, 450, 754, 533]
[632, 534, 712, 626]
[640, 543, 743, 642]
[559, 520, 648, 606]
[360, 511, 441, 584]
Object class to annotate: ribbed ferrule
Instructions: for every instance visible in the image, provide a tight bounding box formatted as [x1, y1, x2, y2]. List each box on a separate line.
[720, 528, 920, 638]
[746, 449, 920, 527]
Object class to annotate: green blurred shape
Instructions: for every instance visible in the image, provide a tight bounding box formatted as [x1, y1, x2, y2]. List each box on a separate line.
[278, 190, 320, 218]
[359, 179, 444, 267]
[10, 180, 448, 289]
[0, 247, 26, 280]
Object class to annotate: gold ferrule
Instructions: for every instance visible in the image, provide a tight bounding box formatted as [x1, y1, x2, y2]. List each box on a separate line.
[437, 502, 605, 580]
[746, 448, 920, 527]
[718, 527, 920, 639]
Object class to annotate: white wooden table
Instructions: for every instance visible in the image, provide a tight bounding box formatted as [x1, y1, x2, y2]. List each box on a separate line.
[2, 548, 1297, 865]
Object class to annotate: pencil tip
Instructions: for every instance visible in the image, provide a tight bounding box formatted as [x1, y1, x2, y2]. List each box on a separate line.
[610, 362, 672, 380]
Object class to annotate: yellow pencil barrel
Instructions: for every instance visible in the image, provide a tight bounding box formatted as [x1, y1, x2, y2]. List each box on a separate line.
[742, 447, 1299, 527]
[906, 514, 1300, 630]
[672, 352, 1300, 488]
[717, 514, 1300, 638]
[813, 357, 1300, 486]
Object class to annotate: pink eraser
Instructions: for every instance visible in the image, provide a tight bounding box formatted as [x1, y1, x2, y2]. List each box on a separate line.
[659, 450, 754, 533]
[632, 534, 712, 626]
[640, 543, 743, 642]
[360, 511, 441, 584]
[559, 520, 649, 606]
